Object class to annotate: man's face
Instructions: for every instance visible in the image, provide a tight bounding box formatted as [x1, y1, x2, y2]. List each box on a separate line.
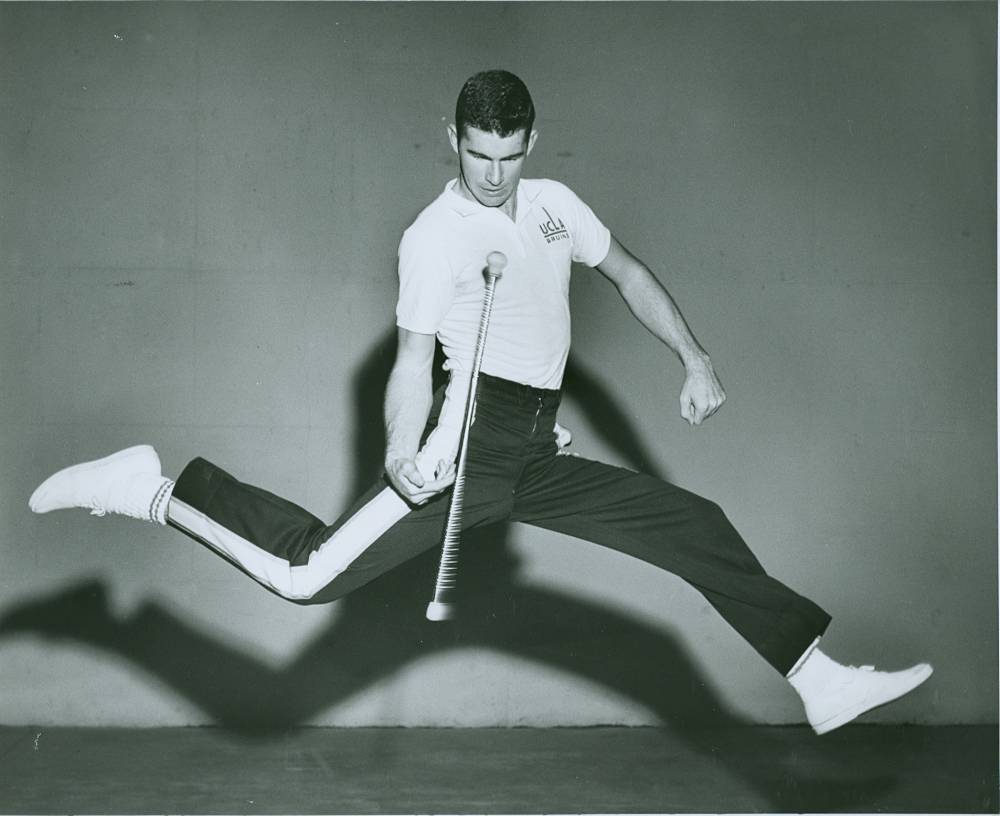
[448, 124, 538, 212]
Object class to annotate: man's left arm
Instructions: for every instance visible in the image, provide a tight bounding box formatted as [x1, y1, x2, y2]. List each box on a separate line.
[596, 235, 726, 426]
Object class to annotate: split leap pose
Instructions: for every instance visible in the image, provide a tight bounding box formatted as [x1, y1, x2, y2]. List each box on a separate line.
[29, 70, 931, 735]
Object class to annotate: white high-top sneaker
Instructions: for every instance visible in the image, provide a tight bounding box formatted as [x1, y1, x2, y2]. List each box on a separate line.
[788, 647, 933, 735]
[29, 445, 174, 525]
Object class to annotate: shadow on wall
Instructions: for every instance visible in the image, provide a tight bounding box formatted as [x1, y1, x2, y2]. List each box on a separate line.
[0, 330, 901, 811]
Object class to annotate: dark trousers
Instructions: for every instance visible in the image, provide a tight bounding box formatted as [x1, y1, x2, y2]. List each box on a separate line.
[169, 373, 830, 675]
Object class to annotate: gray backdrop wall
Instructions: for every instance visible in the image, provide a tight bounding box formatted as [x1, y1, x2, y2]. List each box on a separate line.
[1, 2, 995, 727]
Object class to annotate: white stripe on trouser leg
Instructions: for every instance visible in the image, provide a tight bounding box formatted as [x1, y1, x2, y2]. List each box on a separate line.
[167, 488, 412, 600]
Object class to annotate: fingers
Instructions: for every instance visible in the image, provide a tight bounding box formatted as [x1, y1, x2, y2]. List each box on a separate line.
[434, 458, 456, 481]
[705, 393, 726, 419]
[680, 390, 726, 426]
[431, 472, 456, 489]
[408, 468, 456, 505]
[553, 422, 573, 449]
[396, 459, 425, 489]
[680, 362, 727, 426]
[680, 397, 695, 425]
[385, 458, 423, 501]
[431, 460, 457, 490]
[386, 457, 456, 505]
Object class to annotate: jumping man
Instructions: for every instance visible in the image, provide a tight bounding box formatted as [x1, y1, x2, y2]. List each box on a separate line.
[29, 70, 932, 735]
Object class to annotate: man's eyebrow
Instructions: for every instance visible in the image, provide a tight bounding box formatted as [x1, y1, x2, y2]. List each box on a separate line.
[467, 148, 525, 160]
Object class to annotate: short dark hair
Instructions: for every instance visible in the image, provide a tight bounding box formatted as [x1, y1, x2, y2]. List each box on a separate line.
[455, 70, 535, 141]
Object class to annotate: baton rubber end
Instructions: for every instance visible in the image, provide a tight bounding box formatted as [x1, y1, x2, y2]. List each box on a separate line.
[425, 601, 454, 622]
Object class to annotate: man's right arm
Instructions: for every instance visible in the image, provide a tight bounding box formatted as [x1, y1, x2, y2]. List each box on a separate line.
[383, 327, 456, 505]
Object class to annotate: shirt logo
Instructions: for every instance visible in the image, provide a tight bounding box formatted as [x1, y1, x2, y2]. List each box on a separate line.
[538, 207, 569, 244]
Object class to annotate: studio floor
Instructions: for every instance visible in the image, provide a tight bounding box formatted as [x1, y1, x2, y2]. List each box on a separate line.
[0, 725, 995, 814]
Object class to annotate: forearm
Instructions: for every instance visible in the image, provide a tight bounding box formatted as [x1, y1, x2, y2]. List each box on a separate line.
[597, 236, 725, 424]
[616, 265, 711, 369]
[383, 364, 433, 464]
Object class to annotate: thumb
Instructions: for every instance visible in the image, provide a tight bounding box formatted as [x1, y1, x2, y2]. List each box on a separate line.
[400, 459, 425, 487]
[680, 396, 694, 425]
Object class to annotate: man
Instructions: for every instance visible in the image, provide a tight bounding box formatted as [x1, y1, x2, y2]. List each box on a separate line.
[29, 70, 931, 735]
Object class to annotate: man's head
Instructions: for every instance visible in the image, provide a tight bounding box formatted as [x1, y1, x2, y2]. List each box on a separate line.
[455, 69, 535, 141]
[448, 70, 538, 214]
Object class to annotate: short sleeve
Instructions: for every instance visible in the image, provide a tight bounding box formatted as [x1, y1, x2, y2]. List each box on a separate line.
[564, 186, 612, 267]
[395, 227, 455, 334]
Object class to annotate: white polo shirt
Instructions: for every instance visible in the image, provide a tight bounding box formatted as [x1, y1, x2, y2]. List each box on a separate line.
[396, 177, 611, 472]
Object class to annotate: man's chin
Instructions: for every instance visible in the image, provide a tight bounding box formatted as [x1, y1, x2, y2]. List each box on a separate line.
[454, 178, 512, 209]
[475, 191, 509, 208]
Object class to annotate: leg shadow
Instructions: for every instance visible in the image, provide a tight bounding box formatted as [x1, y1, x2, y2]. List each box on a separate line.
[0, 539, 897, 811]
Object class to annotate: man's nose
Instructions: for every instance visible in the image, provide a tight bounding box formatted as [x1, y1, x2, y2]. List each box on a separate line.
[486, 161, 503, 186]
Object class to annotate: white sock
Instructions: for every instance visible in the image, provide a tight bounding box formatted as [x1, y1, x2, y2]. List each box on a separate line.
[786, 636, 821, 678]
[148, 477, 175, 525]
[787, 645, 846, 700]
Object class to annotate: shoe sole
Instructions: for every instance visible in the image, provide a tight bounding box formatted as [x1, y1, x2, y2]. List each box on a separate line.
[812, 664, 934, 735]
[29, 444, 159, 513]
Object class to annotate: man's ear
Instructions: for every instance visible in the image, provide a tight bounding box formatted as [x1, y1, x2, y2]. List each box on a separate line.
[447, 123, 459, 154]
[526, 129, 539, 155]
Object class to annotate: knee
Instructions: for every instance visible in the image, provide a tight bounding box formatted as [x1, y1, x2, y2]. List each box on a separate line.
[287, 580, 346, 606]
[687, 494, 739, 534]
[288, 592, 322, 606]
[259, 574, 331, 605]
[691, 494, 727, 522]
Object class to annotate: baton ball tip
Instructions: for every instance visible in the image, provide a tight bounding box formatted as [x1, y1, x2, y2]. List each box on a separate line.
[485, 251, 507, 279]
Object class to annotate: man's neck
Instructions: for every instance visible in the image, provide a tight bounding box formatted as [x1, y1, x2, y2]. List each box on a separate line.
[501, 195, 517, 220]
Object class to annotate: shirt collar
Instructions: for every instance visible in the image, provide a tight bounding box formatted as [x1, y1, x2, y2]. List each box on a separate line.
[443, 179, 541, 222]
